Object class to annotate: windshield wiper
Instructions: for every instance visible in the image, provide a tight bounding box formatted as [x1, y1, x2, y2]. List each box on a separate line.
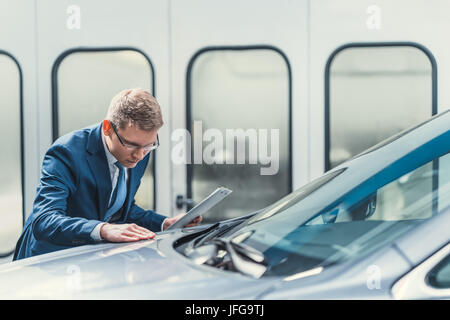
[173, 223, 220, 249]
[185, 236, 268, 278]
[182, 218, 245, 255]
[209, 237, 268, 278]
[193, 219, 245, 248]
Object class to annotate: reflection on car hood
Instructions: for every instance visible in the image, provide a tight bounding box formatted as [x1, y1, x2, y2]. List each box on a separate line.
[0, 231, 275, 299]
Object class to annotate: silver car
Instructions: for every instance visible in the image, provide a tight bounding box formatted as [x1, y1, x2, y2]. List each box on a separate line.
[0, 110, 449, 299]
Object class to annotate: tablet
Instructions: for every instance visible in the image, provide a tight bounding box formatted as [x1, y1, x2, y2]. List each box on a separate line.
[166, 187, 232, 230]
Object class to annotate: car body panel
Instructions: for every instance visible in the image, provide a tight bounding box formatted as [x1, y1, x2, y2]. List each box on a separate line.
[0, 230, 278, 299]
[259, 245, 411, 299]
[0, 111, 448, 299]
[391, 243, 450, 300]
[260, 207, 450, 299]
[393, 205, 450, 266]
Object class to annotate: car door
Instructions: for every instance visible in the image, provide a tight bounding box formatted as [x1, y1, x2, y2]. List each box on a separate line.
[391, 204, 450, 299]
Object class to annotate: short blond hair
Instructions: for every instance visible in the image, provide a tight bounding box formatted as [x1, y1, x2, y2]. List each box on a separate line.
[107, 88, 163, 131]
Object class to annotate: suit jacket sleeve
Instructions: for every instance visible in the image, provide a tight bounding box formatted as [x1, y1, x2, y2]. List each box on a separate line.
[126, 201, 167, 232]
[31, 144, 100, 246]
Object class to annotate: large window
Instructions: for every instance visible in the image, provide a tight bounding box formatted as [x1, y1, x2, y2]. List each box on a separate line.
[0, 52, 23, 256]
[325, 43, 436, 170]
[187, 47, 292, 223]
[53, 48, 155, 209]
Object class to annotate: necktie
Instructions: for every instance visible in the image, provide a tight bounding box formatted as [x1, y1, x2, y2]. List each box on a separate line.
[105, 161, 127, 221]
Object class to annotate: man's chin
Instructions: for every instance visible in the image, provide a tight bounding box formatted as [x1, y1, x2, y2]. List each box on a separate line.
[124, 160, 139, 168]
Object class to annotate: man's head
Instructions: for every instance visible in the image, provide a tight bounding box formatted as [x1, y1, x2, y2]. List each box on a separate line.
[103, 88, 163, 168]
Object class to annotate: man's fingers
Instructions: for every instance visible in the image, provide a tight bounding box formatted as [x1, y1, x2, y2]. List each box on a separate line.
[129, 223, 153, 233]
[120, 235, 141, 242]
[130, 229, 155, 239]
[187, 216, 203, 225]
[123, 231, 153, 240]
[131, 224, 155, 237]
[128, 227, 148, 236]
[185, 216, 203, 227]
[101, 223, 155, 242]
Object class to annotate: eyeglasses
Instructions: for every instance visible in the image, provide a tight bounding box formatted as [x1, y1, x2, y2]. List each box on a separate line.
[110, 122, 159, 153]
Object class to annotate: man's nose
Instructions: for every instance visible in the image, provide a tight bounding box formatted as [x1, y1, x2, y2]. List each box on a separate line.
[133, 148, 145, 160]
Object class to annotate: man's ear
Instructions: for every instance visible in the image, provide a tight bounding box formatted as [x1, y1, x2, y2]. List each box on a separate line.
[102, 119, 112, 136]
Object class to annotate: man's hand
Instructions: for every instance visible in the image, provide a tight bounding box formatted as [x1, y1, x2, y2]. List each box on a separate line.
[162, 213, 203, 231]
[100, 223, 155, 242]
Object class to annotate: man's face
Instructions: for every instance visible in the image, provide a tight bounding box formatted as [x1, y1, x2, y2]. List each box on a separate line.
[103, 120, 158, 168]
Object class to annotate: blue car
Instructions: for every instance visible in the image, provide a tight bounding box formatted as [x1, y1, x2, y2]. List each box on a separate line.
[0, 110, 449, 299]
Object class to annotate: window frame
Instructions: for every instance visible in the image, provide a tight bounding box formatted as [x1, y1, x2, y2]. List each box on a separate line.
[185, 45, 293, 209]
[427, 250, 450, 289]
[51, 47, 157, 209]
[0, 50, 24, 257]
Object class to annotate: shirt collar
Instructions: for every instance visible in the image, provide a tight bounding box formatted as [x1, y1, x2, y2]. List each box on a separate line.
[101, 130, 119, 167]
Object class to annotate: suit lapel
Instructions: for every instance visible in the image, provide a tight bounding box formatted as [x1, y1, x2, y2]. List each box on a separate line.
[86, 123, 112, 220]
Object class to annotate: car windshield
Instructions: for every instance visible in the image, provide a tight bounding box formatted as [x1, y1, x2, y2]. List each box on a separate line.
[227, 149, 450, 278]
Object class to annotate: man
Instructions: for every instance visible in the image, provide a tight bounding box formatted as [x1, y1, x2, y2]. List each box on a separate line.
[14, 88, 200, 260]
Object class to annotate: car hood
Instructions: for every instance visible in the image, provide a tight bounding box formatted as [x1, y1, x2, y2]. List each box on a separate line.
[0, 231, 277, 299]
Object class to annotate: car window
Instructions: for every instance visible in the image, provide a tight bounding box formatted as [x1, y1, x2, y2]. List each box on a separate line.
[427, 251, 450, 289]
[245, 168, 346, 225]
[232, 150, 450, 277]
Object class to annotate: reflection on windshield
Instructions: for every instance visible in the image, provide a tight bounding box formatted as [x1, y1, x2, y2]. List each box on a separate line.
[232, 150, 450, 278]
[245, 168, 346, 225]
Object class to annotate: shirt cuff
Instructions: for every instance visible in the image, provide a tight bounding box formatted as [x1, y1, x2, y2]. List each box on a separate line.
[161, 218, 168, 231]
[90, 222, 106, 241]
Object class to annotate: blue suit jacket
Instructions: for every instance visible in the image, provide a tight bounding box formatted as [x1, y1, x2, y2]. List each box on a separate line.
[13, 123, 166, 260]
